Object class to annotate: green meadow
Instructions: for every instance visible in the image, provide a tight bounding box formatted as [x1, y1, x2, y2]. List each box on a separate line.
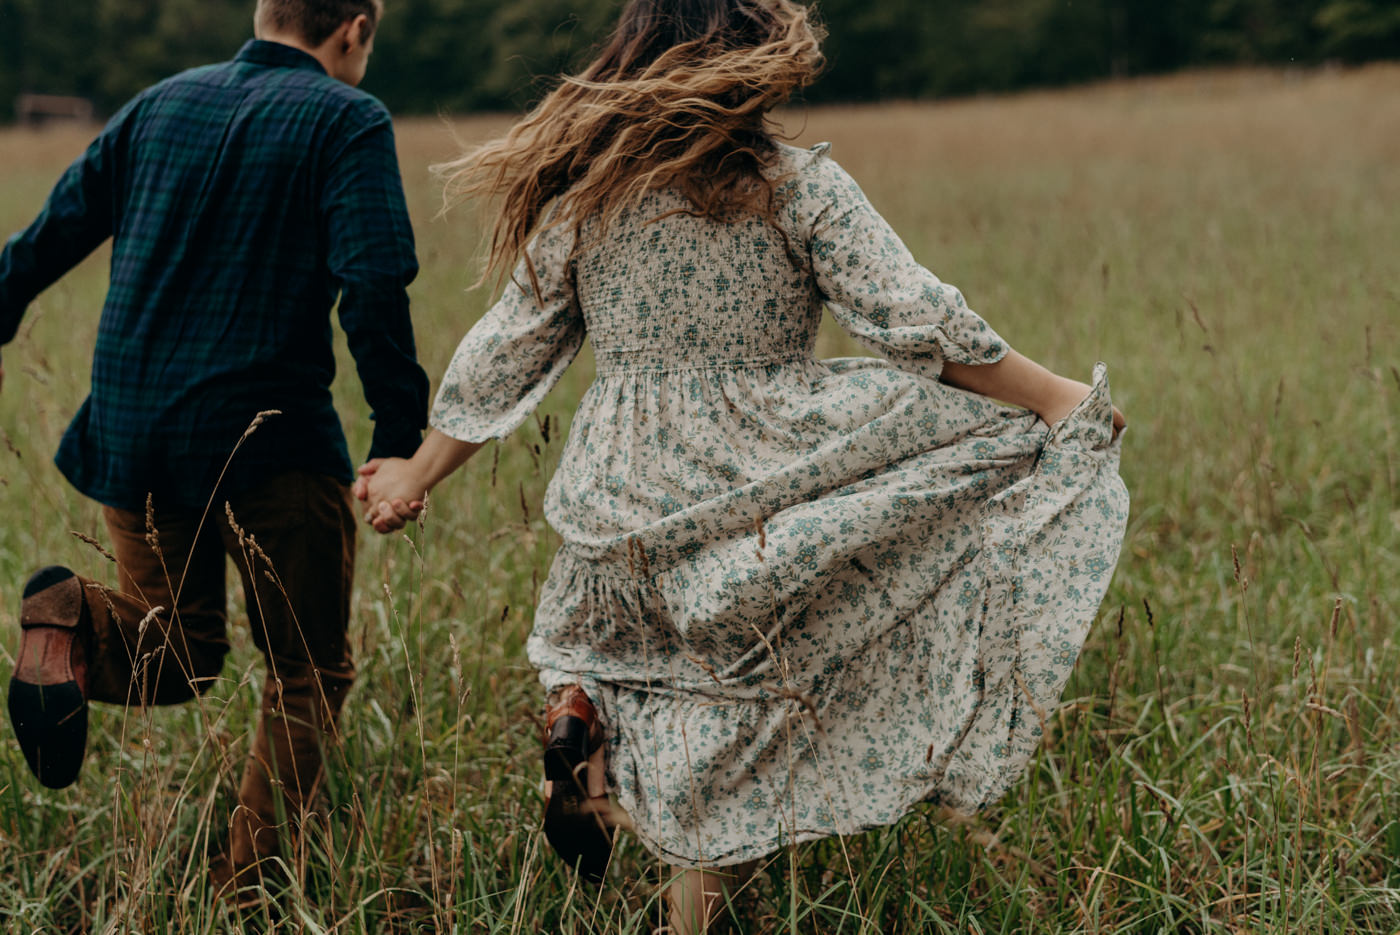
[0, 66, 1397, 932]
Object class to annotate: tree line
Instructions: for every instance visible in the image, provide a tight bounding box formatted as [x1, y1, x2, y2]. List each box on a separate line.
[0, 0, 1396, 121]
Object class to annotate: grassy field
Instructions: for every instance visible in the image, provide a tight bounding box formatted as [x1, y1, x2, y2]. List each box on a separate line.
[0, 65, 1397, 933]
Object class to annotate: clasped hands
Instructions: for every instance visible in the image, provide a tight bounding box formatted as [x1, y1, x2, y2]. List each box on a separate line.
[353, 431, 483, 534]
[353, 458, 426, 534]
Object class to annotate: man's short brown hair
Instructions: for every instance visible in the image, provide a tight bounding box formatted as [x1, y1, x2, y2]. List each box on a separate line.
[256, 0, 384, 46]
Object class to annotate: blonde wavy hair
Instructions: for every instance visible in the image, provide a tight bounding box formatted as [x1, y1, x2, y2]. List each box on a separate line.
[436, 0, 824, 293]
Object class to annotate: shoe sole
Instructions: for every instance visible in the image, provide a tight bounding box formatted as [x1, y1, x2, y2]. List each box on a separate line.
[543, 714, 613, 882]
[8, 566, 88, 789]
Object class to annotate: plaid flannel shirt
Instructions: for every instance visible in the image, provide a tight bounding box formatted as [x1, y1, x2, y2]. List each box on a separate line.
[0, 40, 429, 510]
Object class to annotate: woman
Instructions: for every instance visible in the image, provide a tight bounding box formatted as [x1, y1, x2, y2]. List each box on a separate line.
[357, 0, 1128, 929]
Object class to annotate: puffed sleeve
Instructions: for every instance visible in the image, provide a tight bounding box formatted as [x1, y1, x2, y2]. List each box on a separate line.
[430, 222, 585, 442]
[785, 145, 1008, 380]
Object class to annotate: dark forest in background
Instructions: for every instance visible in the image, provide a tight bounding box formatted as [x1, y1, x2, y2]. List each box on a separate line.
[0, 0, 1397, 120]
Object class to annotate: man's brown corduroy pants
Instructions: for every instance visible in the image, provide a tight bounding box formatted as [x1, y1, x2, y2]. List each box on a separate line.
[76, 470, 356, 892]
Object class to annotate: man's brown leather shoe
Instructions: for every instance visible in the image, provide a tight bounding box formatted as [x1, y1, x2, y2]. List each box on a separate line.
[7, 565, 90, 788]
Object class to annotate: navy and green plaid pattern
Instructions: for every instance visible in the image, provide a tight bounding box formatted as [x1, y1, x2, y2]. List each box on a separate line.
[0, 40, 429, 510]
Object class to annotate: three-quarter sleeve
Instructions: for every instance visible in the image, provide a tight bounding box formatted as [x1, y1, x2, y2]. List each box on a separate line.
[790, 147, 1007, 380]
[430, 222, 585, 442]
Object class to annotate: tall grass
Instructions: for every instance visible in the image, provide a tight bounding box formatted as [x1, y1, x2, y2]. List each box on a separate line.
[0, 65, 1397, 932]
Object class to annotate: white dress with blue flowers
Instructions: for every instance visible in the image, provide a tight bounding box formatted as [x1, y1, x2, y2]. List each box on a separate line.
[431, 143, 1129, 868]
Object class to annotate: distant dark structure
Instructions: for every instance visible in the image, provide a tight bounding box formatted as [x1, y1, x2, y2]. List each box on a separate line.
[15, 94, 95, 127]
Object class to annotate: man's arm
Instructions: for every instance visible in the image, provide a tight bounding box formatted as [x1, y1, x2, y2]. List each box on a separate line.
[0, 116, 124, 351]
[322, 106, 430, 458]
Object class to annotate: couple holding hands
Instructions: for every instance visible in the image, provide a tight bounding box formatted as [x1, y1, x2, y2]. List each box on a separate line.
[0, 0, 1126, 930]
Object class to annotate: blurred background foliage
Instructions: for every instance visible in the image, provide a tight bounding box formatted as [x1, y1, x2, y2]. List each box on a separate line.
[0, 0, 1397, 119]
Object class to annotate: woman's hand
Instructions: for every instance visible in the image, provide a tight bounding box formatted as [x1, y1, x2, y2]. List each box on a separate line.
[942, 352, 1125, 440]
[355, 457, 428, 533]
[1030, 377, 1091, 429]
[352, 430, 486, 534]
[1033, 377, 1126, 437]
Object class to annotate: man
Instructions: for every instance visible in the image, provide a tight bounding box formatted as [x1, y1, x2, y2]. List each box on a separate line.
[0, 0, 428, 896]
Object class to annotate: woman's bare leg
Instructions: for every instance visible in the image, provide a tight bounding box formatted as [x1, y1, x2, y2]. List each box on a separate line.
[667, 861, 756, 934]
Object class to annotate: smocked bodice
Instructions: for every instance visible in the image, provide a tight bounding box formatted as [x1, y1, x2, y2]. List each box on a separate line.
[574, 192, 822, 374]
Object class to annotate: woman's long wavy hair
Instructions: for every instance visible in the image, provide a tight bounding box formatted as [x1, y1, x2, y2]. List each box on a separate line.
[436, 0, 824, 293]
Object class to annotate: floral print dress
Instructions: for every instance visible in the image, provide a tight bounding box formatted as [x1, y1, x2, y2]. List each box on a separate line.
[432, 143, 1129, 868]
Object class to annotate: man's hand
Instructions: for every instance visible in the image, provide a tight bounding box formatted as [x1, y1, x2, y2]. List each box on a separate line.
[355, 457, 427, 534]
[352, 430, 483, 534]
